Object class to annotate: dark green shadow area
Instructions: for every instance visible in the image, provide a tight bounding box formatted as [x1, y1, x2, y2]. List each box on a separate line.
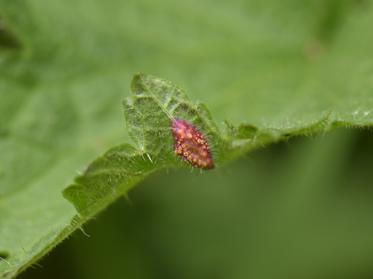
[19, 128, 373, 279]
[0, 19, 21, 50]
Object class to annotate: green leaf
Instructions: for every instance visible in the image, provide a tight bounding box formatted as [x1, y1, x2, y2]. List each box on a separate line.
[63, 73, 228, 216]
[1, 0, 373, 278]
[55, 129, 373, 279]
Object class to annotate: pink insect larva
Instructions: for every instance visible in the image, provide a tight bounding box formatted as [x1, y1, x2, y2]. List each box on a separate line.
[171, 119, 214, 170]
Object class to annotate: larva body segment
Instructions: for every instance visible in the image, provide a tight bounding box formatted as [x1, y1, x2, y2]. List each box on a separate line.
[171, 119, 214, 170]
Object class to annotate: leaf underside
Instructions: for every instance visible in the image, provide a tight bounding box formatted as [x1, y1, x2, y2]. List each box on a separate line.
[1, 0, 373, 278]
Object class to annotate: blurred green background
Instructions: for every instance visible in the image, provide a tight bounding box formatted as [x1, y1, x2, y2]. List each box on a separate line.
[20, 129, 373, 279]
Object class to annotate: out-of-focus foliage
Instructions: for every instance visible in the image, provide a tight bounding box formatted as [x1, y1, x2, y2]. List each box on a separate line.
[1, 0, 373, 278]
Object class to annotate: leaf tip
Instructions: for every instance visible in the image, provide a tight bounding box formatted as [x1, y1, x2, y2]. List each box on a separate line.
[62, 183, 89, 216]
[131, 72, 147, 93]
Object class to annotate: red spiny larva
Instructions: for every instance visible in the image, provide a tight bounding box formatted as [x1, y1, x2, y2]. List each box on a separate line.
[171, 119, 214, 170]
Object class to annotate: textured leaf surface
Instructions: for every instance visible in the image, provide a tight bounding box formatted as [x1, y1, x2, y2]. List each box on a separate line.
[1, 0, 373, 278]
[37, 130, 373, 279]
[63, 74, 225, 216]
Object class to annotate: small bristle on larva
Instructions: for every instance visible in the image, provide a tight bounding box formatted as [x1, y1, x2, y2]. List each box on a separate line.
[171, 119, 214, 170]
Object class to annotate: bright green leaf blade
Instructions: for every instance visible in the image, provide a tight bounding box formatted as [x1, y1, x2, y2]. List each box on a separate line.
[1, 0, 373, 278]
